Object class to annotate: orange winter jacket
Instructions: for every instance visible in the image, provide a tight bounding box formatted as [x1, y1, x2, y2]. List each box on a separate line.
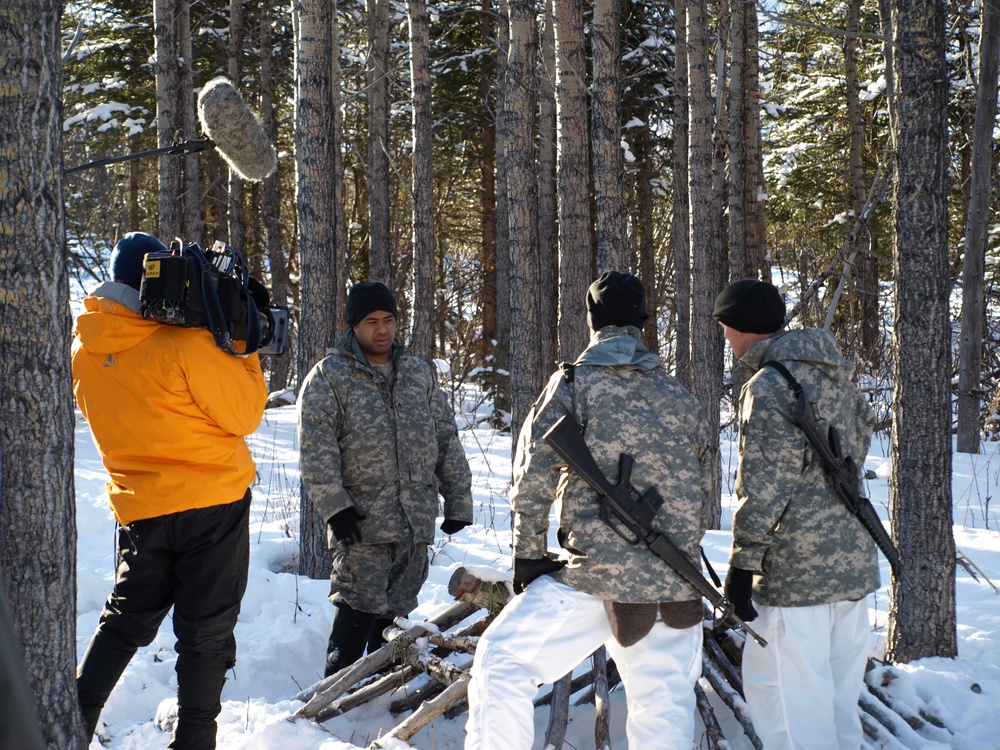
[72, 288, 267, 524]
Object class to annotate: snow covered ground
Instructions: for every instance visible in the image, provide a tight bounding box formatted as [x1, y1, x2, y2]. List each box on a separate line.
[75, 396, 1000, 749]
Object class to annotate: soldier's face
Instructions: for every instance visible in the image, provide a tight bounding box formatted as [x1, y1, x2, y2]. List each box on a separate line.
[354, 311, 397, 363]
[722, 324, 752, 359]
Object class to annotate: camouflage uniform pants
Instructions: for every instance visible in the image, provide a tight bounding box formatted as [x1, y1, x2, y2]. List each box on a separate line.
[328, 538, 429, 616]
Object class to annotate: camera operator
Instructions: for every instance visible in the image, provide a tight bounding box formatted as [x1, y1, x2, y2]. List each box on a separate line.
[72, 231, 267, 749]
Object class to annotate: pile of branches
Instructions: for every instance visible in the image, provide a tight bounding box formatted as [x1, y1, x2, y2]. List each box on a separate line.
[290, 566, 956, 749]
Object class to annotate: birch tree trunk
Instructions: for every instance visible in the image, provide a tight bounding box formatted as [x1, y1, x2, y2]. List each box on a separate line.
[591, 0, 629, 272]
[553, 0, 592, 360]
[956, 0, 1000, 454]
[504, 0, 543, 440]
[155, 0, 181, 239]
[294, 0, 340, 578]
[408, 0, 435, 361]
[368, 0, 392, 284]
[886, 0, 955, 663]
[0, 2, 82, 744]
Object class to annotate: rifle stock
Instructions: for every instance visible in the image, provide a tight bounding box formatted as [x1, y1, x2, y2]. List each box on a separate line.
[541, 414, 767, 647]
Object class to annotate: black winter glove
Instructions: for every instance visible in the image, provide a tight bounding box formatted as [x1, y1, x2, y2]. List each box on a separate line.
[512, 553, 567, 595]
[440, 519, 470, 535]
[328, 507, 364, 546]
[724, 567, 758, 622]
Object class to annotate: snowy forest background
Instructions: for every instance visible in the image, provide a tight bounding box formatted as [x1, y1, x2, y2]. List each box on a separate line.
[1, 0, 999, 746]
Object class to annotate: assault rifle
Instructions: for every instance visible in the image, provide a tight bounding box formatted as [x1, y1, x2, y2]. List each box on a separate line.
[541, 415, 767, 647]
[762, 361, 910, 587]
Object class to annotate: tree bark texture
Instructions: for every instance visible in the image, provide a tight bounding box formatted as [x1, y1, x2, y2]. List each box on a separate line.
[538, 0, 559, 372]
[408, 0, 435, 361]
[228, 0, 246, 255]
[504, 0, 543, 441]
[687, 0, 725, 524]
[479, 0, 499, 361]
[553, 0, 592, 362]
[0, 2, 82, 744]
[155, 0, 181, 239]
[728, 0, 757, 281]
[886, 0, 956, 663]
[672, 0, 692, 389]
[367, 0, 392, 284]
[591, 0, 629, 272]
[293, 0, 340, 578]
[956, 0, 1000, 453]
[179, 0, 202, 244]
[495, 0, 513, 426]
[260, 0, 292, 391]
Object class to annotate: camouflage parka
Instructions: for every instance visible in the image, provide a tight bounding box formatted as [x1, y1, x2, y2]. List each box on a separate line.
[297, 330, 473, 547]
[730, 328, 880, 607]
[512, 325, 713, 603]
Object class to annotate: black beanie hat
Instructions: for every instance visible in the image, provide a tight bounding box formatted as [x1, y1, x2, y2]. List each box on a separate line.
[347, 281, 398, 327]
[586, 271, 649, 331]
[110, 232, 167, 291]
[712, 278, 785, 334]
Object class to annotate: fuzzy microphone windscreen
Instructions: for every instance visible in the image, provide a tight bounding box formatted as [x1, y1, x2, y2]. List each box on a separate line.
[197, 77, 278, 182]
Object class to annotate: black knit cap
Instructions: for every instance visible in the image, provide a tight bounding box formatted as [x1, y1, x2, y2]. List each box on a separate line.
[586, 271, 649, 331]
[712, 278, 785, 334]
[347, 281, 398, 327]
[110, 232, 168, 291]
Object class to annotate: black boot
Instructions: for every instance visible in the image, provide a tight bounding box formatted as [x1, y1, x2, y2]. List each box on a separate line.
[76, 630, 138, 740]
[324, 603, 377, 677]
[169, 654, 230, 750]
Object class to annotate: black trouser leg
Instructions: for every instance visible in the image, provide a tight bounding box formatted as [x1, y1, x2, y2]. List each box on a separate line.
[367, 616, 394, 654]
[168, 655, 229, 750]
[324, 603, 377, 677]
[76, 630, 138, 740]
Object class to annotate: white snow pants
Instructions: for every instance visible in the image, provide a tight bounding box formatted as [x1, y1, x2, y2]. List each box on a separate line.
[741, 599, 870, 750]
[465, 575, 703, 750]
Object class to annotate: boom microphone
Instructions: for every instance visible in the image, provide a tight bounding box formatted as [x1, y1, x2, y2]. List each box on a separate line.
[197, 77, 278, 182]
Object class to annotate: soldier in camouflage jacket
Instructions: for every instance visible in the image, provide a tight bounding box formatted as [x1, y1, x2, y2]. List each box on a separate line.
[298, 282, 473, 677]
[714, 278, 879, 750]
[466, 272, 713, 750]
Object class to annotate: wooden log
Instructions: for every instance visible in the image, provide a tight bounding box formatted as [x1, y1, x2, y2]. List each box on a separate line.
[701, 649, 762, 750]
[703, 626, 746, 697]
[543, 674, 572, 750]
[447, 566, 513, 613]
[403, 644, 467, 686]
[695, 681, 732, 750]
[389, 677, 448, 715]
[293, 600, 478, 719]
[314, 665, 420, 723]
[369, 675, 471, 748]
[593, 647, 611, 750]
[383, 625, 480, 656]
[864, 682, 953, 744]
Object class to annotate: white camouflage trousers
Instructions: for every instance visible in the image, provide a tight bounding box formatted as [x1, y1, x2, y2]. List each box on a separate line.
[465, 575, 702, 750]
[742, 599, 871, 750]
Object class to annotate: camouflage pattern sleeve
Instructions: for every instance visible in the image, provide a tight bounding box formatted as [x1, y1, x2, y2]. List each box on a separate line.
[432, 383, 473, 523]
[730, 373, 802, 573]
[510, 372, 574, 560]
[297, 359, 354, 523]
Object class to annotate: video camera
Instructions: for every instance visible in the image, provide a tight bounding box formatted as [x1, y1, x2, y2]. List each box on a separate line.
[138, 239, 289, 356]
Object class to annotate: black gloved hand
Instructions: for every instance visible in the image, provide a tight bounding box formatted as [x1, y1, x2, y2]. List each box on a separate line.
[440, 519, 470, 535]
[724, 567, 758, 622]
[512, 553, 567, 595]
[328, 507, 364, 546]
